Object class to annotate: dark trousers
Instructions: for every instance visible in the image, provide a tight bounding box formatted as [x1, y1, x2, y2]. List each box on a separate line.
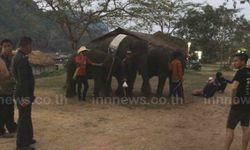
[0, 95, 17, 134]
[16, 104, 33, 148]
[171, 81, 184, 101]
[76, 75, 89, 100]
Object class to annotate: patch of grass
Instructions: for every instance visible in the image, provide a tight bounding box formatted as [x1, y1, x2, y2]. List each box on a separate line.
[36, 69, 66, 78]
[35, 73, 66, 93]
[34, 63, 235, 108]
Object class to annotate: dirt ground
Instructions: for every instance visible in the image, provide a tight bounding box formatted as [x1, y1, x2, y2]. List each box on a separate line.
[0, 66, 247, 150]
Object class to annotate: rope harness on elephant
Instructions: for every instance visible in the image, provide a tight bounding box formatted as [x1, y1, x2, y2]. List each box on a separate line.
[106, 34, 127, 81]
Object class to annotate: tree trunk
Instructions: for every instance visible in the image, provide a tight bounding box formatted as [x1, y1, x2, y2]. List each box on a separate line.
[65, 40, 79, 97]
[220, 43, 224, 70]
[71, 40, 78, 51]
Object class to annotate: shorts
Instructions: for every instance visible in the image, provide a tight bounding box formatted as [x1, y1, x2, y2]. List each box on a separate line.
[226, 108, 250, 129]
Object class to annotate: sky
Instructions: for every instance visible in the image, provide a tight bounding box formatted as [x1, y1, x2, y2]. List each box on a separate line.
[190, 0, 250, 19]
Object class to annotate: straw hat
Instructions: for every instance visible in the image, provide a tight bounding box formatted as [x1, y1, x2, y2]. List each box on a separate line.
[77, 46, 89, 54]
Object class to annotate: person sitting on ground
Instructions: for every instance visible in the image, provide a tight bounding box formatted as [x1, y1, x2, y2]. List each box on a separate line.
[192, 77, 219, 98]
[192, 72, 232, 98]
[74, 46, 102, 101]
[214, 72, 232, 93]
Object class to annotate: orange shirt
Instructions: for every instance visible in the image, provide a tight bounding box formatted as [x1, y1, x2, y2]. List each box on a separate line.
[75, 55, 93, 76]
[170, 59, 183, 81]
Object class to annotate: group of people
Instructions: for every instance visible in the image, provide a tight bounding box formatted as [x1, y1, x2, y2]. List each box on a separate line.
[70, 47, 250, 150]
[73, 47, 185, 101]
[0, 37, 36, 150]
[0, 37, 250, 150]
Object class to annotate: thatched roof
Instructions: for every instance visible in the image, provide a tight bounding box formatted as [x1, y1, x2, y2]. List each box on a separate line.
[90, 27, 187, 53]
[13, 50, 55, 66]
[29, 50, 55, 66]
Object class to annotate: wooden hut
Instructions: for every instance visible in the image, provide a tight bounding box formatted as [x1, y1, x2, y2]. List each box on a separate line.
[13, 50, 56, 75]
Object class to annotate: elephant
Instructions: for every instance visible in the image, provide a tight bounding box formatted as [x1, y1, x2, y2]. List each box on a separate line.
[85, 33, 151, 96]
[147, 46, 186, 96]
[65, 49, 122, 98]
[66, 28, 187, 98]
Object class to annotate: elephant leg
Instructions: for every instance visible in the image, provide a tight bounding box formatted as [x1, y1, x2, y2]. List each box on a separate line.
[115, 77, 124, 96]
[66, 76, 76, 98]
[156, 75, 167, 97]
[93, 79, 100, 98]
[135, 55, 151, 96]
[168, 76, 172, 97]
[126, 70, 137, 97]
[104, 78, 112, 97]
[140, 71, 151, 96]
[141, 79, 151, 96]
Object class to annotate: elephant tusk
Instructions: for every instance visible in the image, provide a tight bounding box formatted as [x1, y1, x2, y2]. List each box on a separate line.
[122, 81, 128, 88]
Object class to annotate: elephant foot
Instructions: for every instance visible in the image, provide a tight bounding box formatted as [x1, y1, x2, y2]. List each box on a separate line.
[141, 87, 151, 96]
[155, 93, 163, 98]
[141, 82, 151, 96]
[116, 88, 134, 97]
[104, 91, 111, 97]
[115, 88, 123, 97]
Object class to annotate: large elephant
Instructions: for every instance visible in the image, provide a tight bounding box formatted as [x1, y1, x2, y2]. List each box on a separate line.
[85, 34, 151, 96]
[66, 28, 187, 98]
[147, 46, 186, 96]
[65, 49, 122, 98]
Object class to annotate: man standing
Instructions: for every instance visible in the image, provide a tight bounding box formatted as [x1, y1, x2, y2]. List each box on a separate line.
[224, 53, 250, 150]
[170, 51, 184, 102]
[0, 39, 17, 138]
[12, 37, 36, 150]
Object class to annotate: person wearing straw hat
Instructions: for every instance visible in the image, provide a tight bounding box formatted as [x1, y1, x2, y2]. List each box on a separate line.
[74, 46, 102, 101]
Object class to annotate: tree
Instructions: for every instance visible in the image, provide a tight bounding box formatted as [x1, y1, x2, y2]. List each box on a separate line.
[225, 0, 250, 8]
[231, 16, 250, 52]
[25, 0, 125, 51]
[213, 6, 238, 68]
[104, 0, 197, 34]
[176, 4, 241, 64]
